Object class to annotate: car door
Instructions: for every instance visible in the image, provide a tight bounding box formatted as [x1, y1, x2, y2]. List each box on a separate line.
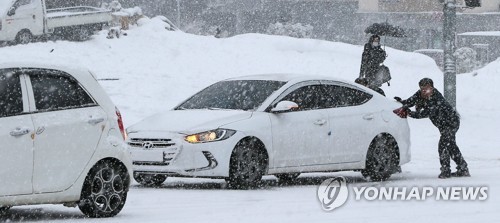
[269, 81, 331, 168]
[25, 69, 107, 193]
[7, 0, 43, 36]
[320, 82, 377, 164]
[0, 69, 34, 196]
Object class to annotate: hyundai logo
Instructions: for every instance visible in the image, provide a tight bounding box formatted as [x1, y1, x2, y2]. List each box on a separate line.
[142, 141, 155, 149]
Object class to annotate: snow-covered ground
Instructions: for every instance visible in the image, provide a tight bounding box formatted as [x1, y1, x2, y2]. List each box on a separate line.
[0, 17, 498, 222]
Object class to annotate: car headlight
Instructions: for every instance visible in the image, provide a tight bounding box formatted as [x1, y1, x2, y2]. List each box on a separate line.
[184, 129, 236, 144]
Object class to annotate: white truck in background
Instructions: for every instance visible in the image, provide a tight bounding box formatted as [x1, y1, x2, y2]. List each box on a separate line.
[0, 0, 112, 44]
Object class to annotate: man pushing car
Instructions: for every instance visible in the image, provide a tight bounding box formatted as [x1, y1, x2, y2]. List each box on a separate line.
[394, 78, 470, 179]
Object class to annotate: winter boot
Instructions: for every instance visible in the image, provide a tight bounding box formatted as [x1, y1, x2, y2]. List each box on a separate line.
[438, 168, 451, 179]
[451, 168, 471, 177]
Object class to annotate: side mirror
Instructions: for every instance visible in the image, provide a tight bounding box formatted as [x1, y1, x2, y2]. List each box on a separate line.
[7, 7, 16, 16]
[271, 101, 299, 113]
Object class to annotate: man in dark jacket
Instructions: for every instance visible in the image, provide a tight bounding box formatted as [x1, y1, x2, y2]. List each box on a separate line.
[360, 35, 387, 88]
[395, 78, 470, 179]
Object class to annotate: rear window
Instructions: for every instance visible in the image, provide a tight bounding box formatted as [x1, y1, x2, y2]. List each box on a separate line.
[321, 84, 373, 108]
[30, 71, 96, 111]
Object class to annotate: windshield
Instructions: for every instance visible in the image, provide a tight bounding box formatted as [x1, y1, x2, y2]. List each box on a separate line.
[176, 80, 286, 111]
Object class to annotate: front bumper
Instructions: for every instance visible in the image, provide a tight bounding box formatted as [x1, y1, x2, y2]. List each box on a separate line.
[127, 131, 240, 178]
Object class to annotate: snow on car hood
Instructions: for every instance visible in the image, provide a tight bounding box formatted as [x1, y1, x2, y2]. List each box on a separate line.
[127, 109, 252, 134]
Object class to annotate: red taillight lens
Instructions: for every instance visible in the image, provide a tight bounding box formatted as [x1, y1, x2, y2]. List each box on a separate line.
[116, 107, 127, 140]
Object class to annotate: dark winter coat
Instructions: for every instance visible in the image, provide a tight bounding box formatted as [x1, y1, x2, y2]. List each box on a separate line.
[400, 88, 460, 132]
[359, 38, 387, 83]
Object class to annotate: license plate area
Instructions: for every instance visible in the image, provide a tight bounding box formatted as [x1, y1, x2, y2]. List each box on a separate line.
[131, 150, 165, 162]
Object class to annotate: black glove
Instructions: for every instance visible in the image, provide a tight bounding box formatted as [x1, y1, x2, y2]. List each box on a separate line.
[394, 96, 402, 102]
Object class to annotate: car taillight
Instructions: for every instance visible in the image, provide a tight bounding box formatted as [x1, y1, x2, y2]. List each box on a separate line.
[116, 107, 127, 140]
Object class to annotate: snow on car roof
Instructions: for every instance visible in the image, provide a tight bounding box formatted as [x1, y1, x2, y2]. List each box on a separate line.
[0, 61, 86, 71]
[0, 61, 92, 78]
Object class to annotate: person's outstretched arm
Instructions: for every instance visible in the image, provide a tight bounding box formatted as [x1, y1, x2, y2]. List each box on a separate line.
[394, 91, 421, 108]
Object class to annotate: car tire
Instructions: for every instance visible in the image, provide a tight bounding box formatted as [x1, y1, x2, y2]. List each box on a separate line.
[133, 173, 167, 187]
[361, 136, 399, 181]
[275, 173, 300, 183]
[78, 160, 129, 218]
[15, 30, 33, 45]
[0, 206, 10, 215]
[227, 139, 267, 189]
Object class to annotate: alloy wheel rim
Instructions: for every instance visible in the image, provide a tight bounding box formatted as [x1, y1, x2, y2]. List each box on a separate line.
[90, 167, 125, 212]
[237, 148, 261, 182]
[19, 33, 31, 44]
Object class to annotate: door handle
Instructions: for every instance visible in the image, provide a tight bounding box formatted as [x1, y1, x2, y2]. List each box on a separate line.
[314, 119, 327, 126]
[363, 114, 375, 120]
[88, 117, 105, 125]
[10, 128, 31, 137]
[36, 126, 45, 135]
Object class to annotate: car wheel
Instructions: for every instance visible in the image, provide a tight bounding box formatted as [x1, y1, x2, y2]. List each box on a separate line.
[361, 136, 399, 181]
[133, 173, 167, 187]
[275, 173, 300, 183]
[15, 30, 33, 45]
[78, 161, 129, 218]
[0, 206, 10, 215]
[227, 139, 267, 189]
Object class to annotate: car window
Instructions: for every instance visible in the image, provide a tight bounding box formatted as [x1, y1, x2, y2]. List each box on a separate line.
[281, 85, 324, 111]
[321, 84, 372, 108]
[176, 80, 286, 111]
[0, 70, 23, 118]
[30, 71, 96, 112]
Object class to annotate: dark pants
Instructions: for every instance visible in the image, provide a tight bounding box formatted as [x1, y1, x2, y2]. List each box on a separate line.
[438, 122, 468, 172]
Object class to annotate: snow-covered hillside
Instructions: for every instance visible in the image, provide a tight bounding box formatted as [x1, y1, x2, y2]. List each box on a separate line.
[0, 17, 443, 126]
[0, 17, 498, 223]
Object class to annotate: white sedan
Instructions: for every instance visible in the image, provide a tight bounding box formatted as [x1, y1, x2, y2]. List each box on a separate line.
[127, 74, 410, 188]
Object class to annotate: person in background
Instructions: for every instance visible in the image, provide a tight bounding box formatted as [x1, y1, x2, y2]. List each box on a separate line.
[215, 27, 222, 38]
[359, 35, 387, 88]
[355, 77, 385, 96]
[395, 78, 470, 179]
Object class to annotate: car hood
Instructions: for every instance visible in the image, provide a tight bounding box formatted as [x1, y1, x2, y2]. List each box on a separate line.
[127, 109, 253, 134]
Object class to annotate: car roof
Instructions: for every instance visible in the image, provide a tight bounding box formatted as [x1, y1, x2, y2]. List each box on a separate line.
[0, 61, 85, 71]
[223, 73, 350, 83]
[0, 61, 94, 79]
